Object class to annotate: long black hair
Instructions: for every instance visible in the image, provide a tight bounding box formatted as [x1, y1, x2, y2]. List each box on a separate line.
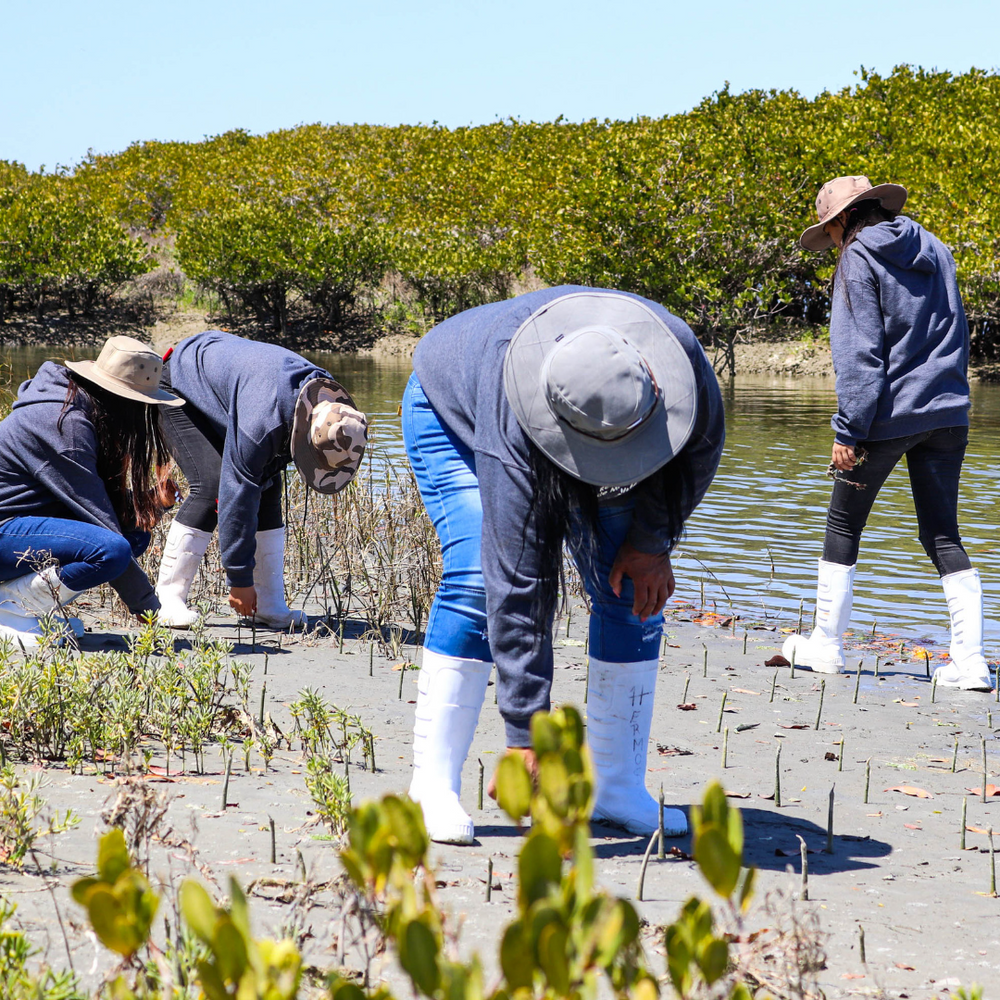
[59, 374, 169, 532]
[526, 441, 694, 633]
[833, 198, 897, 296]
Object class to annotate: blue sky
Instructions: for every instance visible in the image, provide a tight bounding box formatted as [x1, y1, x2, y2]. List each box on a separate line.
[3, 0, 998, 172]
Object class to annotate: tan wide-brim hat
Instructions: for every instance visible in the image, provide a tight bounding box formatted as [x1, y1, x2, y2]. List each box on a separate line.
[799, 175, 908, 251]
[290, 377, 368, 494]
[64, 336, 183, 406]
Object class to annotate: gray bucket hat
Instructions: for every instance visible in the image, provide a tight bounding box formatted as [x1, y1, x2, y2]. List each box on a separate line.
[503, 291, 698, 487]
[290, 377, 368, 494]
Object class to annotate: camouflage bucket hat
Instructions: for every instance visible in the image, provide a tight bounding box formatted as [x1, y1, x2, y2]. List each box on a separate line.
[290, 377, 368, 494]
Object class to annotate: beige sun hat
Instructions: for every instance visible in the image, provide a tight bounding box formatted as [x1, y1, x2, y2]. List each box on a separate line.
[64, 336, 183, 406]
[799, 175, 908, 251]
[290, 377, 368, 494]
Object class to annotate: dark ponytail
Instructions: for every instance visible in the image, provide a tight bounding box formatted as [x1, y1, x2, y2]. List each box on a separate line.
[833, 198, 897, 302]
[60, 374, 169, 532]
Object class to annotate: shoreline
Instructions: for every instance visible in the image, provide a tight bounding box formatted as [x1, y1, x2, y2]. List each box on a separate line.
[3, 307, 999, 382]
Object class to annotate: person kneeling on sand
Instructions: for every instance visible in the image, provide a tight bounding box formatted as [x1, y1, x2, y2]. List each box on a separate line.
[403, 286, 725, 844]
[783, 176, 991, 691]
[0, 337, 183, 645]
[155, 331, 368, 630]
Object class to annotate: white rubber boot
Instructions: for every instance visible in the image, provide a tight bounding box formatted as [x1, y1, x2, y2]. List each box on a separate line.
[933, 568, 993, 691]
[408, 649, 492, 845]
[587, 657, 686, 836]
[252, 528, 309, 630]
[782, 559, 856, 674]
[0, 567, 80, 649]
[155, 521, 213, 628]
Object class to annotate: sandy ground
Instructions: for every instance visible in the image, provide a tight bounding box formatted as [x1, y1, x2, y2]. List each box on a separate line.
[2, 592, 997, 999]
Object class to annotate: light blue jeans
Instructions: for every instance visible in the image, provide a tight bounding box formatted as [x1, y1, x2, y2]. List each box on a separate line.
[402, 373, 663, 664]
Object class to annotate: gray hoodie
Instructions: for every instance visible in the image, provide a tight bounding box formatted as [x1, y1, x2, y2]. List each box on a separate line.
[830, 216, 970, 447]
[0, 362, 158, 612]
[164, 332, 330, 587]
[413, 286, 725, 743]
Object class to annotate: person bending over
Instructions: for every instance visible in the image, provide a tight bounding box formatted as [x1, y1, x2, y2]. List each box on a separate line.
[403, 286, 725, 844]
[155, 330, 368, 629]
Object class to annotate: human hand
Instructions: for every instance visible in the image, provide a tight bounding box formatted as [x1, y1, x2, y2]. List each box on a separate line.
[609, 543, 674, 621]
[228, 586, 258, 617]
[831, 442, 856, 471]
[487, 746, 539, 801]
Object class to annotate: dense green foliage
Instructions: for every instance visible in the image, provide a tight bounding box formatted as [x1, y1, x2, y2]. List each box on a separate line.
[2, 66, 999, 354]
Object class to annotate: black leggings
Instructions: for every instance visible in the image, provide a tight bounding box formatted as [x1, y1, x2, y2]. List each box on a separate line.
[159, 360, 284, 534]
[823, 425, 971, 577]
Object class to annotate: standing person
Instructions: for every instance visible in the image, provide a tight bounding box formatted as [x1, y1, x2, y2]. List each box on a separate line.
[0, 336, 182, 645]
[783, 175, 991, 691]
[155, 331, 368, 629]
[403, 286, 725, 844]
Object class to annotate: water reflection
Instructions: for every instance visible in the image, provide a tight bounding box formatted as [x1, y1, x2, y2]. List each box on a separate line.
[3, 345, 997, 647]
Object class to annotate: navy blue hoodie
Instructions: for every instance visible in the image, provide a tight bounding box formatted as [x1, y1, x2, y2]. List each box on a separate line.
[413, 286, 725, 744]
[0, 362, 158, 612]
[164, 332, 331, 587]
[830, 216, 970, 447]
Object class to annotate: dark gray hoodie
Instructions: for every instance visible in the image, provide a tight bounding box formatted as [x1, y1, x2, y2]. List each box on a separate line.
[0, 362, 158, 612]
[829, 216, 970, 447]
[164, 332, 330, 587]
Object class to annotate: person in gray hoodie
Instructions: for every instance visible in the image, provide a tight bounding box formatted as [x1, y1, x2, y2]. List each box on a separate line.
[0, 337, 183, 646]
[155, 331, 368, 629]
[403, 286, 725, 844]
[783, 175, 990, 691]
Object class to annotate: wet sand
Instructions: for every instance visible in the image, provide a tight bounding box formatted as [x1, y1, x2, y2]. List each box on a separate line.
[3, 597, 997, 998]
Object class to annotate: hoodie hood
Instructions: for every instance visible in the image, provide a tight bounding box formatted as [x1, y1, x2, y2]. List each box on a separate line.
[11, 361, 76, 411]
[855, 216, 939, 274]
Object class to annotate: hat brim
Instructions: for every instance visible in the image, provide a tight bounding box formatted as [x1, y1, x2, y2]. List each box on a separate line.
[290, 377, 366, 494]
[799, 183, 908, 251]
[503, 292, 698, 487]
[64, 359, 184, 406]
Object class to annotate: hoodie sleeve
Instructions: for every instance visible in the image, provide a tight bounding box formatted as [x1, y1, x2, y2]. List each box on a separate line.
[626, 357, 726, 553]
[217, 422, 287, 588]
[829, 251, 887, 447]
[477, 452, 553, 747]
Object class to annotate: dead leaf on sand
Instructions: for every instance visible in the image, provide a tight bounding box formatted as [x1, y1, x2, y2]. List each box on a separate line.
[677, 703, 698, 711]
[779, 723, 810, 730]
[765, 654, 790, 667]
[885, 786, 934, 798]
[967, 784, 1000, 797]
[904, 823, 922, 830]
[895, 962, 916, 971]
[656, 744, 694, 756]
[724, 791, 751, 799]
[841, 973, 865, 980]
[967, 824, 991, 834]
[731, 688, 760, 696]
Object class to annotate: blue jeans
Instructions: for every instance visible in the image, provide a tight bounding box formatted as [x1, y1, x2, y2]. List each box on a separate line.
[402, 374, 662, 665]
[0, 516, 149, 592]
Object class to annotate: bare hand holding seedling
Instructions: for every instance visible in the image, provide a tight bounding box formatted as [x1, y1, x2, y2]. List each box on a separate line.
[487, 746, 539, 801]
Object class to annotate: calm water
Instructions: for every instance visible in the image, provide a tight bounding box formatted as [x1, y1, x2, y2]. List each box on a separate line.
[6, 345, 998, 648]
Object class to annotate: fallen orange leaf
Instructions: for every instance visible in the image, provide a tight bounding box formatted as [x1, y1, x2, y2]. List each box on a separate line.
[966, 785, 1000, 797]
[895, 962, 916, 971]
[967, 824, 991, 834]
[731, 688, 759, 696]
[841, 973, 865, 980]
[884, 786, 934, 799]
[904, 823, 922, 830]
